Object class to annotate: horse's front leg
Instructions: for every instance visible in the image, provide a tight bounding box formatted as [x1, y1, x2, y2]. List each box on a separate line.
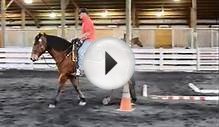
[48, 74, 67, 108]
[69, 76, 86, 106]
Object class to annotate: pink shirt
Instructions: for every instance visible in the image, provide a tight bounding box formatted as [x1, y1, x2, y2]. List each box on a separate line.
[81, 15, 96, 42]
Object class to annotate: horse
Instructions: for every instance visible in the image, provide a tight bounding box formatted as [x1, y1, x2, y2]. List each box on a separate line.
[31, 33, 138, 107]
[123, 33, 144, 47]
[131, 37, 143, 47]
[30, 33, 86, 108]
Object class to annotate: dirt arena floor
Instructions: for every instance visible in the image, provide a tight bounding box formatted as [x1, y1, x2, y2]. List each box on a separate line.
[0, 70, 218, 127]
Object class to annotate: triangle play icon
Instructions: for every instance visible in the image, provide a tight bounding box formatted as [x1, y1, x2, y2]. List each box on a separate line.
[105, 52, 117, 75]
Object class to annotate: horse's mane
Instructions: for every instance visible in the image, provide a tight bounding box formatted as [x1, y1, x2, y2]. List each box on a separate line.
[46, 35, 72, 52]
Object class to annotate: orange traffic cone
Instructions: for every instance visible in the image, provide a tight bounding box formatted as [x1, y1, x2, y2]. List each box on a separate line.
[118, 84, 134, 112]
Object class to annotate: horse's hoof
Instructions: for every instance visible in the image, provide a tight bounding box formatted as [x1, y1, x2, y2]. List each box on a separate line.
[78, 101, 86, 106]
[102, 97, 111, 105]
[131, 103, 136, 106]
[48, 104, 56, 108]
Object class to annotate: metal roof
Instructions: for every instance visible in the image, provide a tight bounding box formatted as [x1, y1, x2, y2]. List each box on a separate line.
[2, 0, 219, 27]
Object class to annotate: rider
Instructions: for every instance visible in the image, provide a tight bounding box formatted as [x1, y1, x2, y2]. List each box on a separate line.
[76, 8, 96, 76]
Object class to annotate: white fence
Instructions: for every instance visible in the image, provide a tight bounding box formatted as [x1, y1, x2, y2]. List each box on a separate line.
[0, 48, 55, 70]
[0, 47, 218, 72]
[134, 47, 219, 72]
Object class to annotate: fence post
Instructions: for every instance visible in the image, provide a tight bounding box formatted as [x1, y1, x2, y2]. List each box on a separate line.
[217, 29, 219, 47]
[142, 84, 148, 97]
[211, 29, 214, 47]
[172, 29, 175, 48]
[196, 48, 200, 71]
[31, 55, 34, 70]
[190, 29, 194, 48]
[159, 48, 164, 71]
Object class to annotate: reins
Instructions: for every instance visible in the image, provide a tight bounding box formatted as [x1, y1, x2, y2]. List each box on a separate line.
[41, 53, 57, 68]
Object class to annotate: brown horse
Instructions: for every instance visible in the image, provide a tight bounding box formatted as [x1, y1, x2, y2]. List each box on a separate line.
[30, 33, 86, 108]
[123, 34, 144, 47]
[131, 37, 143, 47]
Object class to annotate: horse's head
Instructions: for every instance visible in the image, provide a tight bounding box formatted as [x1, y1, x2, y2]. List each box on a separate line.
[131, 37, 143, 47]
[30, 33, 48, 62]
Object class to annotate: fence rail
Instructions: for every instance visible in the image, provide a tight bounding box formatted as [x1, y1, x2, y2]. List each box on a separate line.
[0, 47, 218, 72]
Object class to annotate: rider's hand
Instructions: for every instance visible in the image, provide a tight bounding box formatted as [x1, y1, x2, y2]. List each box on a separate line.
[79, 39, 83, 44]
[80, 33, 89, 40]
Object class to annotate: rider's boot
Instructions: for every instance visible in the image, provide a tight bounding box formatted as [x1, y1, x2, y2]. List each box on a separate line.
[76, 69, 81, 76]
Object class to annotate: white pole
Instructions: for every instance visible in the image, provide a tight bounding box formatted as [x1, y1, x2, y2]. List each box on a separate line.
[190, 0, 197, 48]
[143, 84, 148, 97]
[61, 0, 66, 38]
[21, 9, 26, 46]
[1, 0, 6, 47]
[124, 0, 132, 97]
[126, 0, 132, 46]
[189, 83, 219, 94]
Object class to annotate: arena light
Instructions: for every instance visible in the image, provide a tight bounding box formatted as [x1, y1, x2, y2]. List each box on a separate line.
[156, 8, 165, 17]
[49, 12, 57, 18]
[156, 12, 162, 17]
[24, 0, 33, 4]
[174, 0, 180, 2]
[101, 10, 108, 18]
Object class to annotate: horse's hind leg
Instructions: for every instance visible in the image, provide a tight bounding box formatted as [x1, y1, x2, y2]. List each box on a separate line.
[69, 76, 86, 106]
[102, 90, 113, 105]
[49, 74, 67, 108]
[48, 85, 63, 108]
[129, 76, 137, 103]
[103, 75, 137, 105]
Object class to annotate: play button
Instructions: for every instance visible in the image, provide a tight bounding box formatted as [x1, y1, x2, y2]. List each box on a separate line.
[105, 52, 117, 75]
[83, 37, 135, 90]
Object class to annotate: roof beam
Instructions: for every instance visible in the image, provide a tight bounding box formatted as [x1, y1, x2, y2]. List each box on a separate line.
[61, 0, 66, 37]
[5, 0, 15, 10]
[40, 0, 53, 10]
[71, 0, 79, 9]
[14, 0, 40, 28]
[70, 0, 79, 29]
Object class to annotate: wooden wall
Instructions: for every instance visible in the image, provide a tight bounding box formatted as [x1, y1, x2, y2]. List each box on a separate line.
[173, 29, 190, 48]
[155, 29, 172, 48]
[1, 28, 217, 48]
[95, 29, 114, 39]
[0, 32, 3, 48]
